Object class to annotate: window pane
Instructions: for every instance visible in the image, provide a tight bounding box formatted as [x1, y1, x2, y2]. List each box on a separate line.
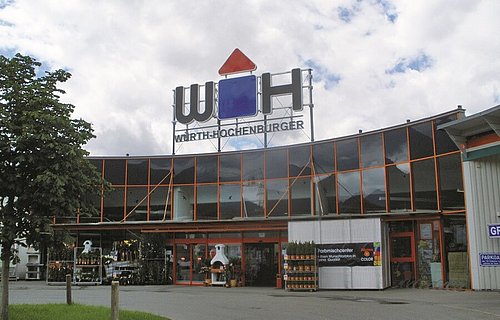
[265, 149, 288, 179]
[196, 156, 218, 183]
[174, 157, 195, 184]
[360, 134, 384, 168]
[438, 154, 464, 211]
[126, 187, 148, 221]
[384, 127, 408, 164]
[312, 142, 334, 174]
[149, 186, 171, 221]
[219, 154, 241, 182]
[290, 178, 311, 216]
[289, 146, 311, 176]
[242, 152, 264, 181]
[89, 159, 103, 177]
[362, 168, 386, 212]
[337, 171, 361, 213]
[266, 179, 288, 217]
[104, 159, 126, 185]
[412, 159, 437, 210]
[243, 182, 265, 218]
[150, 158, 172, 185]
[387, 164, 411, 212]
[103, 188, 124, 221]
[196, 185, 218, 220]
[409, 122, 434, 160]
[220, 184, 241, 220]
[435, 116, 459, 154]
[315, 174, 336, 215]
[336, 138, 359, 171]
[127, 159, 148, 185]
[173, 186, 194, 221]
[176, 244, 190, 282]
[79, 191, 101, 223]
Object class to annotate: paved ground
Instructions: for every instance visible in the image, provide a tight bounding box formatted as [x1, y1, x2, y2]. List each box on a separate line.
[6, 281, 500, 320]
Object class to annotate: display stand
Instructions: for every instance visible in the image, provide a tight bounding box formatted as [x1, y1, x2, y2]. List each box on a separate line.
[26, 250, 43, 280]
[107, 260, 139, 285]
[284, 253, 318, 291]
[73, 247, 102, 285]
[47, 248, 74, 285]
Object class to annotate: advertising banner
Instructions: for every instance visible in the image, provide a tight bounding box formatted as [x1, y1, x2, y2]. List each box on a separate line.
[317, 243, 381, 267]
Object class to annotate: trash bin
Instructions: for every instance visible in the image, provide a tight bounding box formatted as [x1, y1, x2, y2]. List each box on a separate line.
[276, 274, 282, 288]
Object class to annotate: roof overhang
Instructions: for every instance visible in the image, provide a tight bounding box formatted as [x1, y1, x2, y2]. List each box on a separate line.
[438, 105, 500, 160]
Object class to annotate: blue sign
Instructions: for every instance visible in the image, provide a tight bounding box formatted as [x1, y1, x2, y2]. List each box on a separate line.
[218, 75, 257, 120]
[488, 224, 500, 238]
[480, 253, 500, 266]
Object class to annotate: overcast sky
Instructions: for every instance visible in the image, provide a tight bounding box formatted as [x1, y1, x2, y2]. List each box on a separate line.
[1, 0, 498, 156]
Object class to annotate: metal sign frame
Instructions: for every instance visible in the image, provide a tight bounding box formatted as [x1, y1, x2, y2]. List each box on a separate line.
[171, 68, 314, 154]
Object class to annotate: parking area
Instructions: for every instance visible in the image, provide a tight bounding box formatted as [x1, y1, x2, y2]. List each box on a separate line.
[8, 281, 500, 320]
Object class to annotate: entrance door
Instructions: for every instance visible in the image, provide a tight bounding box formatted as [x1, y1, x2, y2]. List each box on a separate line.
[244, 243, 277, 286]
[390, 232, 416, 287]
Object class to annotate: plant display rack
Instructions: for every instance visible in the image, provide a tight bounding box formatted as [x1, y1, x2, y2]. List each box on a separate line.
[284, 241, 318, 291]
[47, 247, 74, 285]
[73, 247, 102, 285]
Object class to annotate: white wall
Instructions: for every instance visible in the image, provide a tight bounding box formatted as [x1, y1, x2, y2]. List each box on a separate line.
[464, 154, 500, 290]
[289, 218, 390, 289]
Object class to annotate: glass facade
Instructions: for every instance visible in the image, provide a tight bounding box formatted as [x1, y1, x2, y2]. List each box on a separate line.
[63, 111, 464, 224]
[53, 110, 468, 289]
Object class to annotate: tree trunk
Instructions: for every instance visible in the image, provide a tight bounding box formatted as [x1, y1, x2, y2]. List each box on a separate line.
[1, 245, 11, 320]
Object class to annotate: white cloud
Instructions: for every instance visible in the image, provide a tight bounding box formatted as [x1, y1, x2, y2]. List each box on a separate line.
[1, 0, 499, 155]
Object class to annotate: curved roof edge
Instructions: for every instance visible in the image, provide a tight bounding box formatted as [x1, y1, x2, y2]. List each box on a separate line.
[89, 108, 465, 160]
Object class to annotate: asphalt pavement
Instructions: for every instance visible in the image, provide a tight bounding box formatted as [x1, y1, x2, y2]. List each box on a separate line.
[6, 281, 500, 320]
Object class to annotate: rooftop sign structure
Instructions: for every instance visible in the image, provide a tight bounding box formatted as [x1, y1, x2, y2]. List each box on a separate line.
[218, 48, 257, 76]
[172, 49, 314, 154]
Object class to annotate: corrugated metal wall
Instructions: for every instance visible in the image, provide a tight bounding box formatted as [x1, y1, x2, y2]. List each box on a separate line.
[463, 154, 500, 290]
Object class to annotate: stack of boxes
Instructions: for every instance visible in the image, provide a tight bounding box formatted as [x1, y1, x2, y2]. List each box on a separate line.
[448, 252, 468, 288]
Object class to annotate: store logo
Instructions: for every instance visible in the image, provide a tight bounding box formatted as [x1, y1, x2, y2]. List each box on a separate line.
[174, 49, 303, 125]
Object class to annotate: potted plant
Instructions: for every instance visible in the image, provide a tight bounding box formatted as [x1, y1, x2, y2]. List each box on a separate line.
[288, 242, 296, 260]
[226, 257, 241, 287]
[298, 242, 306, 260]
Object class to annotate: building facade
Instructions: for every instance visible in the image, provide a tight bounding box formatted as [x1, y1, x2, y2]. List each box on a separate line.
[52, 108, 468, 288]
[439, 105, 500, 290]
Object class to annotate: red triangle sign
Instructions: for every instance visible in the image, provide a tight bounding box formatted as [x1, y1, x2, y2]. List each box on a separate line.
[218, 48, 257, 76]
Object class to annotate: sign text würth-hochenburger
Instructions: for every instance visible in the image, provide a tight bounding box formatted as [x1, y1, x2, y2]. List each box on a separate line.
[175, 119, 304, 142]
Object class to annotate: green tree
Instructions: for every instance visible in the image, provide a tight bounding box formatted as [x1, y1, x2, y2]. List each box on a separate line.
[0, 54, 102, 320]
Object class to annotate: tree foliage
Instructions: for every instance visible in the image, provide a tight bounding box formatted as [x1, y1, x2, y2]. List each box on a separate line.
[0, 53, 102, 320]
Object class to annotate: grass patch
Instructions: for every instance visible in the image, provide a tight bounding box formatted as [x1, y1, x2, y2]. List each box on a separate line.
[10, 304, 170, 320]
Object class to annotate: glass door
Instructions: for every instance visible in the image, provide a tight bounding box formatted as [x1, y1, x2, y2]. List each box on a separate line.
[175, 243, 208, 284]
[244, 243, 277, 287]
[390, 230, 416, 287]
[417, 221, 442, 288]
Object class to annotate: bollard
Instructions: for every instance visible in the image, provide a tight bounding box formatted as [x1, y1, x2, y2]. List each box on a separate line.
[111, 281, 119, 320]
[66, 274, 72, 305]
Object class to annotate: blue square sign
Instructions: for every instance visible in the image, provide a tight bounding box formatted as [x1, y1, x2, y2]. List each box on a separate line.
[218, 75, 257, 120]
